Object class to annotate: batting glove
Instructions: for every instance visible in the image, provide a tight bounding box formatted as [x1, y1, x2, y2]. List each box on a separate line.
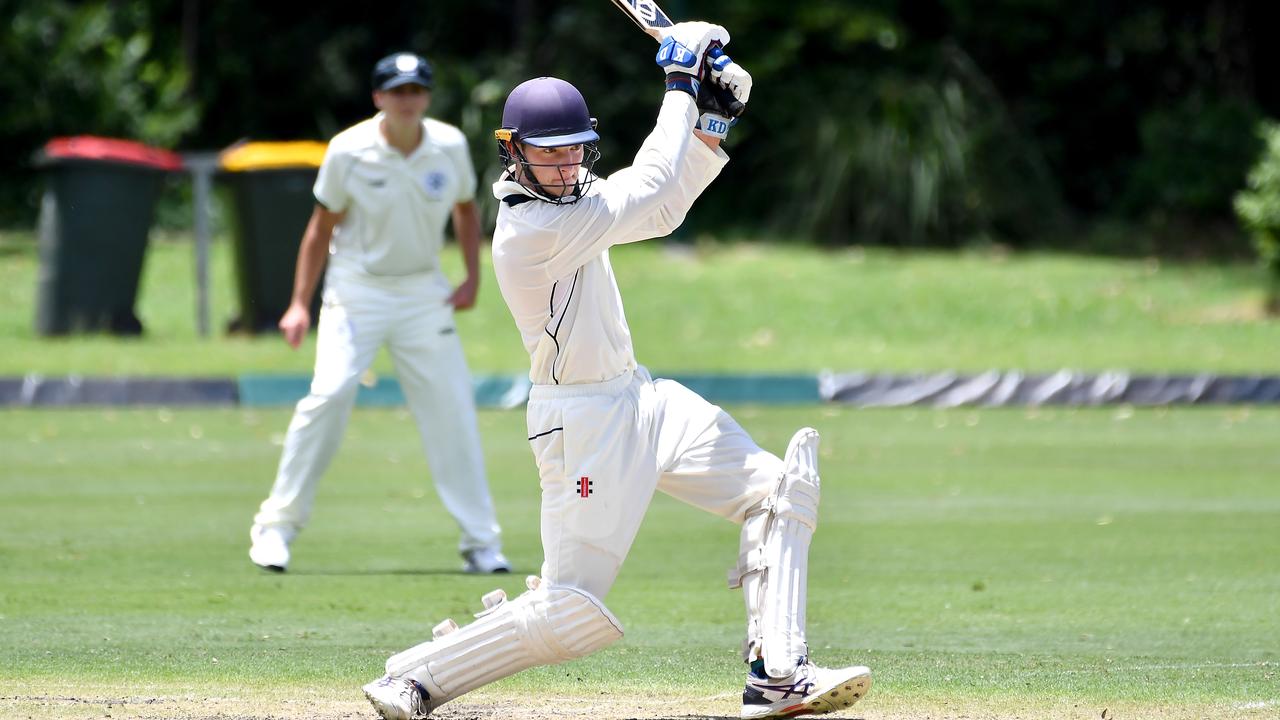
[708, 47, 751, 107]
[695, 50, 751, 140]
[656, 21, 730, 97]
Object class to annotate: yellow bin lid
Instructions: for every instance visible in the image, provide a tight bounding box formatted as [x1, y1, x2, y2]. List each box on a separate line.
[219, 141, 328, 171]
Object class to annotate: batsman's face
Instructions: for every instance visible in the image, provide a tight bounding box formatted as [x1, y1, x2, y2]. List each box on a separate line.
[522, 143, 584, 198]
[373, 84, 431, 123]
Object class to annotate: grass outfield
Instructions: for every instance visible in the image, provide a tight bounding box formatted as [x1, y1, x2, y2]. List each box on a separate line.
[2, 231, 1279, 375]
[1, 406, 1277, 719]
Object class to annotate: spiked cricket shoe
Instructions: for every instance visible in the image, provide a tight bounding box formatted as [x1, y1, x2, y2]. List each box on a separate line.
[740, 660, 871, 718]
[248, 523, 292, 572]
[461, 546, 511, 574]
[363, 675, 431, 720]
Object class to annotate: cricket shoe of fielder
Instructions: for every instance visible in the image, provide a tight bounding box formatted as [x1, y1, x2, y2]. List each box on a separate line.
[363, 675, 431, 720]
[248, 523, 293, 572]
[740, 659, 872, 718]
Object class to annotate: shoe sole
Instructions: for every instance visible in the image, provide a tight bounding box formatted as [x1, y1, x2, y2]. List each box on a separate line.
[463, 565, 512, 574]
[741, 669, 872, 718]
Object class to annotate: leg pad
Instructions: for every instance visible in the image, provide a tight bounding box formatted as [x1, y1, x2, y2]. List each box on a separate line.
[731, 428, 821, 678]
[386, 577, 623, 711]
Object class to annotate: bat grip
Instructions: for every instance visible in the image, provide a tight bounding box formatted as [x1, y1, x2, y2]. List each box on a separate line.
[712, 84, 746, 118]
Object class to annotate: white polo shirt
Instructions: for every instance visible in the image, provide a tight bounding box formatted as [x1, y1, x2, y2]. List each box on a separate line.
[314, 114, 477, 281]
[491, 92, 728, 386]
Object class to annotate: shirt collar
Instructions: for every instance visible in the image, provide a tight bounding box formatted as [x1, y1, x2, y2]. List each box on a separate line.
[373, 112, 429, 158]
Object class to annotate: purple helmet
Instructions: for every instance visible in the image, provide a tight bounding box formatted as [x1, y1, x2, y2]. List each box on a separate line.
[495, 77, 601, 204]
[498, 77, 599, 146]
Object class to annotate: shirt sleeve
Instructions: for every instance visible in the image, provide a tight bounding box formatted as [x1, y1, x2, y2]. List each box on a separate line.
[604, 135, 728, 246]
[312, 144, 350, 212]
[537, 92, 705, 280]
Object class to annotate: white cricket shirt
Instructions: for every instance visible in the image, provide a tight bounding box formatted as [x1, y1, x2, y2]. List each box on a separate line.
[314, 113, 477, 287]
[491, 92, 728, 385]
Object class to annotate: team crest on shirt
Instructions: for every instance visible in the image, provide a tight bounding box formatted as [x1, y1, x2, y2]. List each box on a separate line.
[422, 170, 449, 200]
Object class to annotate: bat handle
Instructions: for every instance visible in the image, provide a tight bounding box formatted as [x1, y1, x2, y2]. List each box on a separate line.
[712, 84, 747, 119]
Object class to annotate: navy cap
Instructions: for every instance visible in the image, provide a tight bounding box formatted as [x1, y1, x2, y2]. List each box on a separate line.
[499, 77, 599, 147]
[372, 53, 433, 91]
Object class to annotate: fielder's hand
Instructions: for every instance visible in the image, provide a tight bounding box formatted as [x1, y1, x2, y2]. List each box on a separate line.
[656, 21, 730, 97]
[278, 302, 311, 349]
[449, 274, 479, 311]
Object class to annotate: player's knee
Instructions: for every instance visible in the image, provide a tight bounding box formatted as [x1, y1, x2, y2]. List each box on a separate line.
[299, 374, 361, 408]
[533, 581, 625, 661]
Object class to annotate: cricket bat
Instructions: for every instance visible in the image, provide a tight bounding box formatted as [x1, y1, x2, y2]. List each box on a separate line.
[607, 0, 747, 119]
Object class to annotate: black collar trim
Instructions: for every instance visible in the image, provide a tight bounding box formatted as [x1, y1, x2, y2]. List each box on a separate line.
[503, 194, 536, 207]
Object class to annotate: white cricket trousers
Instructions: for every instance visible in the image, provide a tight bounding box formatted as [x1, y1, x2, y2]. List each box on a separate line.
[253, 269, 501, 551]
[525, 367, 782, 600]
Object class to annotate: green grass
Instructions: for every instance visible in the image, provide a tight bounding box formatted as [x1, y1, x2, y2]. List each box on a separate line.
[2, 230, 1278, 375]
[1, 406, 1277, 718]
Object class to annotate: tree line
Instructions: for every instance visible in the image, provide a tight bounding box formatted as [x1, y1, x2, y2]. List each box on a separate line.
[3, 0, 1277, 254]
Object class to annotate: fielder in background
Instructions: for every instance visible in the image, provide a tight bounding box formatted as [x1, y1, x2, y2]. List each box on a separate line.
[362, 23, 871, 720]
[248, 52, 509, 576]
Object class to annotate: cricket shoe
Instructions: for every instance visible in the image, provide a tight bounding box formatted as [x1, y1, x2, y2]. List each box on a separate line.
[461, 546, 511, 574]
[740, 659, 872, 718]
[248, 523, 293, 572]
[363, 674, 431, 720]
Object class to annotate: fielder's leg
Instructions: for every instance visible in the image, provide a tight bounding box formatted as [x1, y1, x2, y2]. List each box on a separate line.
[250, 288, 385, 571]
[388, 301, 504, 570]
[731, 428, 871, 718]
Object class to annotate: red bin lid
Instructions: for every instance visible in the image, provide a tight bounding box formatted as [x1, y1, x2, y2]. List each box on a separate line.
[42, 136, 184, 171]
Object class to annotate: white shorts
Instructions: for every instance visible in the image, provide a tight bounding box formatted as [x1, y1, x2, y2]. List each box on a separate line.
[525, 367, 781, 599]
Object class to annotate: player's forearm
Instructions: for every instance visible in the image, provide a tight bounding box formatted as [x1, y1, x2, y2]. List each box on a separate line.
[453, 202, 483, 281]
[290, 218, 332, 306]
[693, 129, 722, 151]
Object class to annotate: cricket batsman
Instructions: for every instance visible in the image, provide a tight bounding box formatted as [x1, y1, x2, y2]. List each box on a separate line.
[362, 22, 872, 720]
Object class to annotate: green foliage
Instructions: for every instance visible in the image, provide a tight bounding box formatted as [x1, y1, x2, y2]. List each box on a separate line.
[1233, 120, 1280, 311]
[1124, 96, 1263, 218]
[764, 33, 1067, 248]
[0, 1, 1275, 252]
[0, 0, 197, 225]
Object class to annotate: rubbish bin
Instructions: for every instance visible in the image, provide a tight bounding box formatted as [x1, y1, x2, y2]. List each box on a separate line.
[218, 141, 328, 333]
[34, 136, 183, 335]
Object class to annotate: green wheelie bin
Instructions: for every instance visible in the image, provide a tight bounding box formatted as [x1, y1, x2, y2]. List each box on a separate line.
[34, 136, 182, 335]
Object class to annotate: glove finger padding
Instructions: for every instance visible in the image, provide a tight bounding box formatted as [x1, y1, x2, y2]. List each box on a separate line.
[708, 49, 752, 106]
[656, 21, 730, 81]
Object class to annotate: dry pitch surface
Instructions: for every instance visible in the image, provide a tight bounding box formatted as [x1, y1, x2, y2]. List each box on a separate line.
[3, 683, 1277, 720]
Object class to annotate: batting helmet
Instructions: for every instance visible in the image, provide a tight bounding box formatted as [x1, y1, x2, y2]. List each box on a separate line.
[495, 77, 601, 203]
[497, 77, 599, 147]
